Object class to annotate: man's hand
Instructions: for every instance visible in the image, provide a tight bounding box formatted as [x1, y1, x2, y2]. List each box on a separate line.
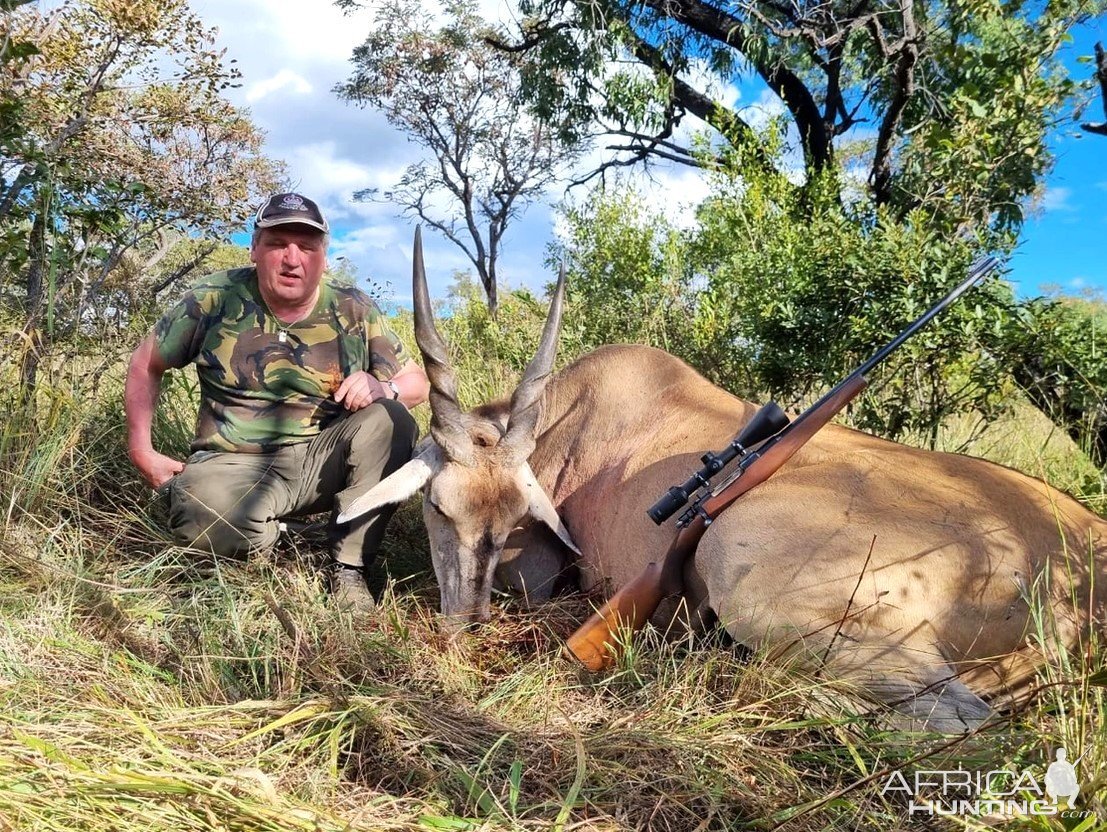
[334, 370, 389, 411]
[130, 448, 185, 489]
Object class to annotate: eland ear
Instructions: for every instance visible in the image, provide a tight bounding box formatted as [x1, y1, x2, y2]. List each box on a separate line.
[337, 446, 442, 523]
[516, 463, 581, 556]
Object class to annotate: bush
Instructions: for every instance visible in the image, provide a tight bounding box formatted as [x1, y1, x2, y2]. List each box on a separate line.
[550, 188, 696, 359]
[1002, 292, 1107, 467]
[552, 172, 1018, 448]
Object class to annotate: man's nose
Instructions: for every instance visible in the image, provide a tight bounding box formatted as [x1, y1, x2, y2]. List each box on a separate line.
[282, 244, 304, 266]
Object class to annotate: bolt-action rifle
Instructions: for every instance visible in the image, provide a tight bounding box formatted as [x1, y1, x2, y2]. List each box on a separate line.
[566, 257, 1001, 671]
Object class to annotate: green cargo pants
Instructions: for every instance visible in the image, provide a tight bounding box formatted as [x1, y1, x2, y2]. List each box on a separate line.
[167, 399, 418, 568]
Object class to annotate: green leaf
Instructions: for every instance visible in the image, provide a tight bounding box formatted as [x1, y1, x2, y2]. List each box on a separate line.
[1086, 668, 1107, 687]
[13, 730, 88, 770]
[2, 40, 40, 61]
[1064, 813, 1100, 832]
[507, 759, 523, 813]
[418, 815, 480, 830]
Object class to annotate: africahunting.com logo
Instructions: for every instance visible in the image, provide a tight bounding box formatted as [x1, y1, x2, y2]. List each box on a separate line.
[879, 747, 1094, 819]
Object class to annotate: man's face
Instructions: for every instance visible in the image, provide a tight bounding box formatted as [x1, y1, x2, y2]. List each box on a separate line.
[250, 226, 327, 309]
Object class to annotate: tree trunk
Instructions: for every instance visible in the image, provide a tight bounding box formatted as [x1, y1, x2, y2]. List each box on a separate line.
[18, 205, 47, 406]
[477, 259, 498, 317]
[486, 279, 498, 317]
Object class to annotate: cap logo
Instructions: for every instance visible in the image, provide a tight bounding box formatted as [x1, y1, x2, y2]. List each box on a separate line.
[278, 195, 307, 212]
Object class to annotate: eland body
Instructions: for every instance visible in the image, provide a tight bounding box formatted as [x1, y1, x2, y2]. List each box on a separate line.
[343, 234, 1107, 731]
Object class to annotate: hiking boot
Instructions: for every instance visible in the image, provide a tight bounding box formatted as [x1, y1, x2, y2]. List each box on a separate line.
[327, 563, 374, 613]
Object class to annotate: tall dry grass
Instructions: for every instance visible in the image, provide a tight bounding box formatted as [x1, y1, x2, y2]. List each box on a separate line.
[0, 312, 1104, 831]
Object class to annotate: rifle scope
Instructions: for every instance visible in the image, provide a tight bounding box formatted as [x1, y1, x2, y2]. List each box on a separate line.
[647, 401, 789, 525]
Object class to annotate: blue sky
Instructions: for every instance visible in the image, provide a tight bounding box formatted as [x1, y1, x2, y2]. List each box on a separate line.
[1009, 20, 1107, 296]
[199, 0, 1106, 304]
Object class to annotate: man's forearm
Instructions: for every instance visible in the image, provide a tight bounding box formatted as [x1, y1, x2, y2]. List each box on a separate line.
[390, 362, 429, 409]
[124, 338, 163, 454]
[125, 337, 187, 488]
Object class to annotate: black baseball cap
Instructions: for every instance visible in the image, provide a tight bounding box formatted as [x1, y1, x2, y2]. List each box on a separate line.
[254, 192, 329, 233]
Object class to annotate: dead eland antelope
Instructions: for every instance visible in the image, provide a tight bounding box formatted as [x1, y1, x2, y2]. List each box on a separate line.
[342, 232, 1107, 731]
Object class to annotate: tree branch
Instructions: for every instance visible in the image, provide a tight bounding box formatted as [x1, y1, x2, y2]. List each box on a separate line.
[869, 0, 919, 205]
[623, 33, 781, 179]
[1081, 42, 1107, 136]
[635, 0, 833, 172]
[152, 242, 217, 296]
[484, 19, 571, 53]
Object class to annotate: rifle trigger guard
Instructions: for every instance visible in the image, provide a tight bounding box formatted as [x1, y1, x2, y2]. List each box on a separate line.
[677, 502, 712, 529]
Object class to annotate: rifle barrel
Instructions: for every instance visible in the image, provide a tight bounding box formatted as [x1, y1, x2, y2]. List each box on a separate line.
[856, 256, 999, 378]
[798, 256, 999, 420]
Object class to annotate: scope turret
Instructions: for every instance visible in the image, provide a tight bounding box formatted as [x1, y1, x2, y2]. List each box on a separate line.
[647, 401, 789, 524]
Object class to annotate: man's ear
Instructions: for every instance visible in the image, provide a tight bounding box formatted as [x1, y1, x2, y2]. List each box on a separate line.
[516, 463, 581, 556]
[337, 444, 443, 523]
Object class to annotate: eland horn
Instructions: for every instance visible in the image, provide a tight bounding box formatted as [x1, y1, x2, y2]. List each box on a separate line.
[412, 227, 474, 465]
[501, 262, 567, 464]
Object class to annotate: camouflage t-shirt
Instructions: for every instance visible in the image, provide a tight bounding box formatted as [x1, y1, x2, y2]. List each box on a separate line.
[155, 267, 409, 453]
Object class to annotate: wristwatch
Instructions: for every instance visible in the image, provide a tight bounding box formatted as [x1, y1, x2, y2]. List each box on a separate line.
[386, 380, 401, 400]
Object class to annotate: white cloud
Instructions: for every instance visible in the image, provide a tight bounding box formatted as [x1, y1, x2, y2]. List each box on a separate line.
[631, 167, 712, 230]
[477, 0, 521, 26]
[739, 88, 789, 131]
[279, 141, 402, 214]
[331, 225, 412, 301]
[246, 69, 313, 103]
[186, 0, 720, 300]
[332, 225, 399, 260]
[1041, 186, 1073, 212]
[194, 0, 365, 72]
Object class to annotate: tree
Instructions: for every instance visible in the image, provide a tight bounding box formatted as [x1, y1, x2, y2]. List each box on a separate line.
[1082, 42, 1107, 136]
[0, 1, 37, 157]
[509, 0, 1102, 244]
[334, 0, 579, 315]
[118, 237, 251, 332]
[0, 0, 282, 393]
[553, 174, 1017, 449]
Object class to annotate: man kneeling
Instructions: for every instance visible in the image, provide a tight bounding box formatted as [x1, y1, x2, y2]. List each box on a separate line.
[124, 192, 428, 610]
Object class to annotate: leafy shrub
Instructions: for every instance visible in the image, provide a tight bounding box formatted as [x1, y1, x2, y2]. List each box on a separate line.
[550, 188, 696, 358]
[390, 272, 558, 411]
[1002, 292, 1107, 466]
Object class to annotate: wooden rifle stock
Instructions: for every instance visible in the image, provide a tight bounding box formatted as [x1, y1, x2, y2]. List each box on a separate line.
[566, 520, 705, 671]
[565, 375, 869, 671]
